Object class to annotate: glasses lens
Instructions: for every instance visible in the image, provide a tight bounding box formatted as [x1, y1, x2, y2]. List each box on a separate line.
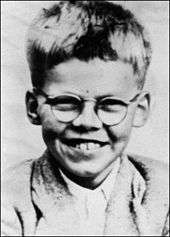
[98, 98, 127, 125]
[50, 96, 80, 122]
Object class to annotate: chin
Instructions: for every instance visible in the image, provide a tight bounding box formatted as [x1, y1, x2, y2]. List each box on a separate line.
[48, 139, 119, 178]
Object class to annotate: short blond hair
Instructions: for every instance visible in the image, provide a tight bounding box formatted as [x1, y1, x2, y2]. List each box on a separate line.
[26, 1, 152, 89]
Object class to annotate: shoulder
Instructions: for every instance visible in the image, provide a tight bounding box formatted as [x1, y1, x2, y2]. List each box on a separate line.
[2, 159, 34, 186]
[2, 159, 40, 236]
[126, 154, 169, 235]
[2, 159, 35, 205]
[127, 153, 169, 201]
[127, 153, 169, 181]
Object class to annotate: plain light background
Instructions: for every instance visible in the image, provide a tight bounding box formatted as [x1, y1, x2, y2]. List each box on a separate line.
[1, 1, 169, 169]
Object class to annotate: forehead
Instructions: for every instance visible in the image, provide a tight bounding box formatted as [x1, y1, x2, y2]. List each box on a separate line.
[43, 58, 138, 98]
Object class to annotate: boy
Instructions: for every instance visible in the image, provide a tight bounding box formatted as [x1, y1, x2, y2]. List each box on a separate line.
[2, 1, 169, 236]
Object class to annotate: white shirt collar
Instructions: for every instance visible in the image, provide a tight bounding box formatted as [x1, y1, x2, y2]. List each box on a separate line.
[59, 157, 120, 202]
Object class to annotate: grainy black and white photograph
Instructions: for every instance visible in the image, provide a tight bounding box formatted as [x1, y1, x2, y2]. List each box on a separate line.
[1, 1, 169, 236]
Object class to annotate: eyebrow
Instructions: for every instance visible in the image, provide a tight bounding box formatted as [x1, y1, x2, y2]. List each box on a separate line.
[62, 91, 117, 100]
[35, 88, 126, 101]
[95, 94, 117, 100]
[48, 92, 123, 101]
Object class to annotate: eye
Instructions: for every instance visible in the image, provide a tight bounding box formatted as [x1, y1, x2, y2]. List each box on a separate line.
[99, 99, 126, 112]
[47, 96, 81, 111]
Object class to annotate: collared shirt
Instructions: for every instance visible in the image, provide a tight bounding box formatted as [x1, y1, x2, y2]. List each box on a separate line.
[59, 158, 120, 236]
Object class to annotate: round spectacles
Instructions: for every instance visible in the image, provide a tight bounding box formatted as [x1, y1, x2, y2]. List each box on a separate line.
[33, 88, 140, 126]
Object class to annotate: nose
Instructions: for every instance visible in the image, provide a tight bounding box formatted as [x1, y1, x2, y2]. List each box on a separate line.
[72, 101, 103, 129]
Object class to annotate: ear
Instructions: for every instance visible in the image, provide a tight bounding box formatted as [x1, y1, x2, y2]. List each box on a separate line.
[133, 92, 151, 127]
[25, 91, 41, 125]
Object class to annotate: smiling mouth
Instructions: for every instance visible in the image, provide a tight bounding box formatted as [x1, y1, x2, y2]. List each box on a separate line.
[61, 138, 109, 151]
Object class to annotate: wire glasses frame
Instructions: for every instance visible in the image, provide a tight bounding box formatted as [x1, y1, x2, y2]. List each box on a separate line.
[33, 88, 141, 126]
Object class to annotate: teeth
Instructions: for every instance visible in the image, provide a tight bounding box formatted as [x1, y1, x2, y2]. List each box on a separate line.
[75, 143, 101, 150]
[80, 143, 87, 150]
[88, 143, 95, 150]
[88, 143, 100, 149]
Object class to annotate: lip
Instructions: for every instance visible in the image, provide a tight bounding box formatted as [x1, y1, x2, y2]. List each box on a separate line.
[61, 138, 110, 147]
[59, 138, 110, 154]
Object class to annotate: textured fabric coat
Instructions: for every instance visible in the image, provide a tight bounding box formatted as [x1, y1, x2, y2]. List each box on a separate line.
[2, 151, 169, 236]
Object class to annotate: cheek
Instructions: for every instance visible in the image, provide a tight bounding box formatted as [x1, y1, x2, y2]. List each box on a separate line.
[38, 105, 67, 141]
[107, 107, 136, 143]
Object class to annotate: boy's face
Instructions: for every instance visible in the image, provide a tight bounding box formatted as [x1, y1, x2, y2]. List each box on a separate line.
[31, 58, 146, 178]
